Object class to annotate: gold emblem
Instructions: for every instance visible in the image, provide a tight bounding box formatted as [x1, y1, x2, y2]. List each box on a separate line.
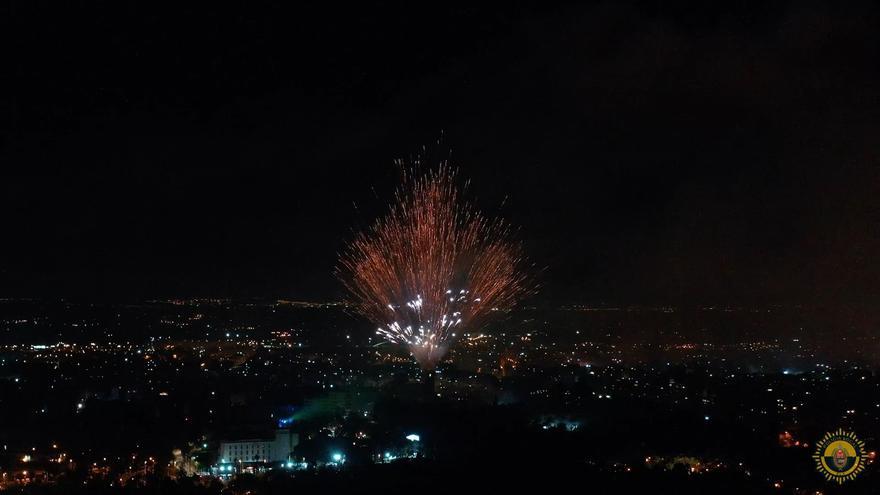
[812, 429, 868, 484]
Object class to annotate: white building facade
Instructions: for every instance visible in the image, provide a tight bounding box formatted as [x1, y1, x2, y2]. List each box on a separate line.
[218, 429, 298, 464]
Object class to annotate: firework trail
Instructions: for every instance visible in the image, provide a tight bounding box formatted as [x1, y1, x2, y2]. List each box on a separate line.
[337, 163, 531, 370]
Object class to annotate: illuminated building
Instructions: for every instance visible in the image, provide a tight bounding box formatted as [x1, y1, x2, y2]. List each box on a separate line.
[218, 429, 299, 465]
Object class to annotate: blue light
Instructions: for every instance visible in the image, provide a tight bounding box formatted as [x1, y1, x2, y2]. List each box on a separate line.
[405, 434, 420, 442]
[332, 453, 343, 462]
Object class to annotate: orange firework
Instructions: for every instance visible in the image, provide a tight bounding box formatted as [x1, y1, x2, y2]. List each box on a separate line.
[337, 164, 531, 370]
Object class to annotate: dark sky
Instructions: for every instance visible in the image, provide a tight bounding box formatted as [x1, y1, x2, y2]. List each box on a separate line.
[3, 1, 879, 304]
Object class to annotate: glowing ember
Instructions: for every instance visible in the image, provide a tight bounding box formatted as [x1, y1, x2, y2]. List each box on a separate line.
[337, 163, 531, 369]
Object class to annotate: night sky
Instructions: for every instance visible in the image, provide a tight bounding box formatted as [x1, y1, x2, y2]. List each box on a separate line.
[3, 1, 879, 304]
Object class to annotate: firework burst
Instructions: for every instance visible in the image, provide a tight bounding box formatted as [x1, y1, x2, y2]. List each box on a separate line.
[337, 163, 531, 370]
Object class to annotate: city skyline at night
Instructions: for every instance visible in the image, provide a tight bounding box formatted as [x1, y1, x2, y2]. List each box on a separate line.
[2, 1, 879, 494]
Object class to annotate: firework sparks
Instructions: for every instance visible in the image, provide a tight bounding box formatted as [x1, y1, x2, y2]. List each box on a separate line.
[337, 164, 531, 369]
